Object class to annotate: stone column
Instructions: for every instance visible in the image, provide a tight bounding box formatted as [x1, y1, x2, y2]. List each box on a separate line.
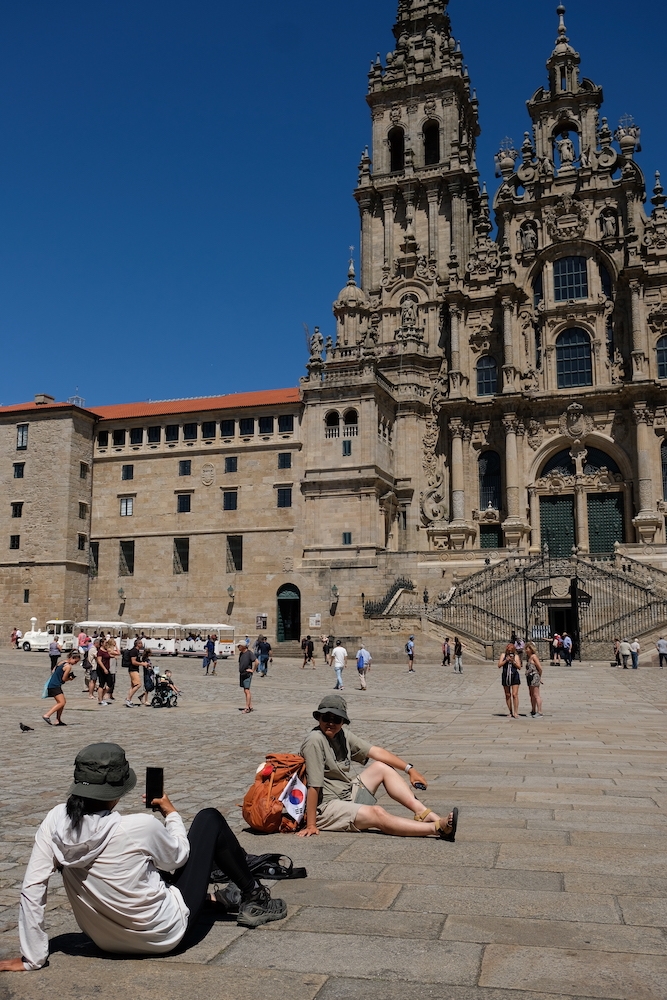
[502, 297, 515, 392]
[426, 186, 439, 262]
[574, 481, 589, 552]
[528, 488, 540, 551]
[449, 304, 460, 373]
[630, 281, 648, 381]
[503, 415, 520, 518]
[632, 404, 662, 542]
[449, 419, 465, 521]
[359, 194, 373, 292]
[382, 191, 395, 274]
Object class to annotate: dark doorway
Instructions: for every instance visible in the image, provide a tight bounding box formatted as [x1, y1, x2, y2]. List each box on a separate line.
[540, 495, 575, 558]
[277, 584, 301, 642]
[549, 606, 575, 638]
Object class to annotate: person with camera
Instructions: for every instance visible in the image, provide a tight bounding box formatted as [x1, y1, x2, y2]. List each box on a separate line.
[0, 743, 288, 974]
[42, 650, 81, 727]
[498, 642, 522, 719]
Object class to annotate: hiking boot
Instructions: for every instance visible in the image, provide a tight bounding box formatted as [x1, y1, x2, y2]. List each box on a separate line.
[213, 882, 242, 914]
[236, 884, 287, 928]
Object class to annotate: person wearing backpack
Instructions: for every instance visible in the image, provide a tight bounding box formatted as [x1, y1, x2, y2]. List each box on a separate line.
[123, 640, 144, 708]
[405, 635, 415, 672]
[355, 643, 372, 691]
[298, 695, 457, 842]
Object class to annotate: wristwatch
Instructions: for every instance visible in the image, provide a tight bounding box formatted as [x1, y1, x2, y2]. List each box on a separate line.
[404, 763, 413, 773]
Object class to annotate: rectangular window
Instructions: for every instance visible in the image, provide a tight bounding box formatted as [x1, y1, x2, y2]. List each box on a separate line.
[120, 497, 134, 516]
[202, 421, 216, 439]
[221, 419, 235, 438]
[225, 456, 238, 473]
[89, 541, 99, 577]
[177, 493, 191, 513]
[259, 416, 274, 435]
[165, 425, 179, 442]
[113, 429, 126, 447]
[223, 490, 238, 511]
[119, 540, 134, 576]
[10, 535, 20, 549]
[227, 535, 243, 571]
[16, 424, 28, 450]
[278, 452, 292, 470]
[179, 460, 192, 477]
[342, 440, 352, 457]
[121, 464, 134, 481]
[11, 502, 23, 518]
[554, 256, 588, 302]
[23, 588, 29, 604]
[130, 428, 143, 445]
[78, 534, 86, 551]
[173, 537, 190, 574]
[79, 502, 87, 519]
[278, 414, 294, 433]
[147, 426, 161, 443]
[183, 423, 198, 441]
[97, 430, 109, 447]
[239, 417, 254, 436]
[13, 462, 25, 479]
[342, 532, 352, 546]
[277, 487, 292, 508]
[80, 462, 89, 480]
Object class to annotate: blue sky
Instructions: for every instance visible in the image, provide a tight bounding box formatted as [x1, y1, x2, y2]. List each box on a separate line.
[0, 0, 662, 407]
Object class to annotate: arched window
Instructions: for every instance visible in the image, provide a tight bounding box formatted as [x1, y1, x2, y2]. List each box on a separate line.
[423, 121, 440, 165]
[476, 356, 498, 397]
[325, 412, 340, 438]
[479, 452, 502, 510]
[662, 442, 667, 500]
[556, 328, 592, 388]
[388, 127, 405, 172]
[343, 409, 358, 437]
[583, 448, 620, 476]
[541, 450, 576, 477]
[657, 335, 667, 379]
[553, 256, 588, 302]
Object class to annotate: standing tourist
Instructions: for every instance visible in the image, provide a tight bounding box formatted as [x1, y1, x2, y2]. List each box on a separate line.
[301, 635, 315, 669]
[321, 635, 331, 666]
[442, 638, 451, 667]
[77, 629, 89, 659]
[355, 643, 372, 690]
[630, 637, 641, 670]
[406, 635, 415, 673]
[11, 627, 17, 648]
[48, 637, 61, 672]
[498, 643, 522, 719]
[42, 651, 80, 727]
[331, 640, 347, 690]
[238, 641, 257, 713]
[139, 658, 156, 706]
[86, 641, 99, 700]
[551, 633, 561, 665]
[656, 635, 667, 669]
[123, 639, 144, 707]
[453, 637, 463, 674]
[613, 638, 621, 667]
[256, 636, 272, 676]
[15, 627, 23, 649]
[524, 642, 544, 718]
[619, 638, 631, 669]
[562, 632, 573, 666]
[96, 641, 112, 707]
[203, 635, 217, 676]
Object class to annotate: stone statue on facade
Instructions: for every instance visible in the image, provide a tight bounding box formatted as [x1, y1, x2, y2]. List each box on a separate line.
[520, 224, 538, 251]
[401, 297, 418, 330]
[309, 326, 324, 359]
[601, 211, 618, 238]
[556, 134, 576, 166]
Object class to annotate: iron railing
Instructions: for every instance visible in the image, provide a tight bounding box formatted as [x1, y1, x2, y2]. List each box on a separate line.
[364, 577, 415, 617]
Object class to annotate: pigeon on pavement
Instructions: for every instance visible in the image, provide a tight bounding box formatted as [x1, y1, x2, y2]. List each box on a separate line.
[19, 722, 34, 732]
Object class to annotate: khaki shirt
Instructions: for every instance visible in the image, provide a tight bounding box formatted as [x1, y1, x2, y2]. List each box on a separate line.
[300, 727, 371, 805]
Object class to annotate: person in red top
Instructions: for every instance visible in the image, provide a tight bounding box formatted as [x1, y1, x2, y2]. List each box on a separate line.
[96, 642, 112, 707]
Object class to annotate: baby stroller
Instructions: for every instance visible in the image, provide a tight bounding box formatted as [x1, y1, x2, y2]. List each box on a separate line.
[151, 673, 178, 708]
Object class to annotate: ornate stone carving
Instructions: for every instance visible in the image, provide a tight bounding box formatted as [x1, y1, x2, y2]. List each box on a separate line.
[545, 195, 590, 242]
[559, 403, 594, 440]
[201, 464, 215, 487]
[420, 416, 447, 525]
[527, 419, 544, 451]
[389, 618, 402, 632]
[390, 104, 402, 124]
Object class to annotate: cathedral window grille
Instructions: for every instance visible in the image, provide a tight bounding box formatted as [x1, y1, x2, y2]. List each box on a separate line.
[423, 121, 440, 165]
[388, 127, 405, 173]
[478, 452, 502, 511]
[476, 356, 498, 397]
[662, 442, 667, 500]
[556, 328, 592, 388]
[554, 257, 588, 302]
[657, 335, 667, 379]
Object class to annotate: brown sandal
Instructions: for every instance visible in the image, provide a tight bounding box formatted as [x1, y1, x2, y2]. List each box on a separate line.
[414, 808, 432, 822]
[435, 807, 458, 843]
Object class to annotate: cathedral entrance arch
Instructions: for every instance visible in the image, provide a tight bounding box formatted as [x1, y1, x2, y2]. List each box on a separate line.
[277, 584, 301, 643]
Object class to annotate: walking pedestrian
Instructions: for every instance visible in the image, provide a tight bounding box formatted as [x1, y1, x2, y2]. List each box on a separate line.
[355, 643, 372, 690]
[301, 636, 315, 668]
[498, 643, 522, 719]
[656, 636, 667, 669]
[453, 637, 463, 674]
[238, 641, 256, 713]
[256, 636, 271, 676]
[86, 641, 99, 699]
[15, 627, 23, 649]
[42, 651, 80, 726]
[11, 627, 17, 649]
[524, 642, 543, 717]
[619, 638, 631, 669]
[106, 638, 119, 700]
[123, 640, 144, 707]
[331, 640, 347, 690]
[630, 637, 640, 670]
[139, 658, 156, 706]
[551, 633, 561, 665]
[562, 632, 573, 666]
[48, 638, 61, 672]
[96, 641, 113, 706]
[613, 638, 621, 667]
[406, 635, 415, 672]
[442, 638, 451, 667]
[321, 635, 331, 666]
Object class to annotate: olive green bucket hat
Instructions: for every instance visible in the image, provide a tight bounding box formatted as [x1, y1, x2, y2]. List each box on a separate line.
[68, 743, 137, 801]
[313, 694, 350, 724]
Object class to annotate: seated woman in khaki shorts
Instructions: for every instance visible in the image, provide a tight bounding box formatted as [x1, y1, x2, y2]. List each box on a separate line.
[297, 695, 457, 841]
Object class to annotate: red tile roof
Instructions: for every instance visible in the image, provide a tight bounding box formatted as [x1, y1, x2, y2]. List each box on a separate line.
[0, 388, 301, 421]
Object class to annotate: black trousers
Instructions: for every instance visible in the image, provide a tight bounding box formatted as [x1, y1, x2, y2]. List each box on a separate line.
[171, 809, 255, 929]
[49, 655, 59, 671]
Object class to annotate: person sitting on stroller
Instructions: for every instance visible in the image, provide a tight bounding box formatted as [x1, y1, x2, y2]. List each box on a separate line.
[151, 669, 181, 708]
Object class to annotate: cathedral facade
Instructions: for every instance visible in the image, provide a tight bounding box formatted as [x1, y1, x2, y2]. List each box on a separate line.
[2, 2, 667, 654]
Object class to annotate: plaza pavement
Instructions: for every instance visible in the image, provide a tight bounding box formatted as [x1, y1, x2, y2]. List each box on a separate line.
[0, 647, 666, 1000]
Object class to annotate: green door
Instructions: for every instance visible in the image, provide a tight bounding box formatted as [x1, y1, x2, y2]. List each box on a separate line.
[588, 493, 625, 554]
[540, 495, 575, 558]
[276, 585, 301, 642]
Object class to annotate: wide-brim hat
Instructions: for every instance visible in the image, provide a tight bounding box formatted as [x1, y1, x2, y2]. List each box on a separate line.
[313, 694, 350, 724]
[68, 743, 137, 801]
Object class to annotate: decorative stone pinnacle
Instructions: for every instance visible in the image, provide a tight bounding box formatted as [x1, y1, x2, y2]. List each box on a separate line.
[557, 4, 567, 39]
[652, 171, 666, 209]
[347, 248, 356, 285]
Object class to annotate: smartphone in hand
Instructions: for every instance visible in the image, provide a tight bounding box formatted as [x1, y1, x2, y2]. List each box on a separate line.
[145, 767, 164, 810]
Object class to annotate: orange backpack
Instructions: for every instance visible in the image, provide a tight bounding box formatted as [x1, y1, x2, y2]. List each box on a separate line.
[242, 753, 307, 834]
